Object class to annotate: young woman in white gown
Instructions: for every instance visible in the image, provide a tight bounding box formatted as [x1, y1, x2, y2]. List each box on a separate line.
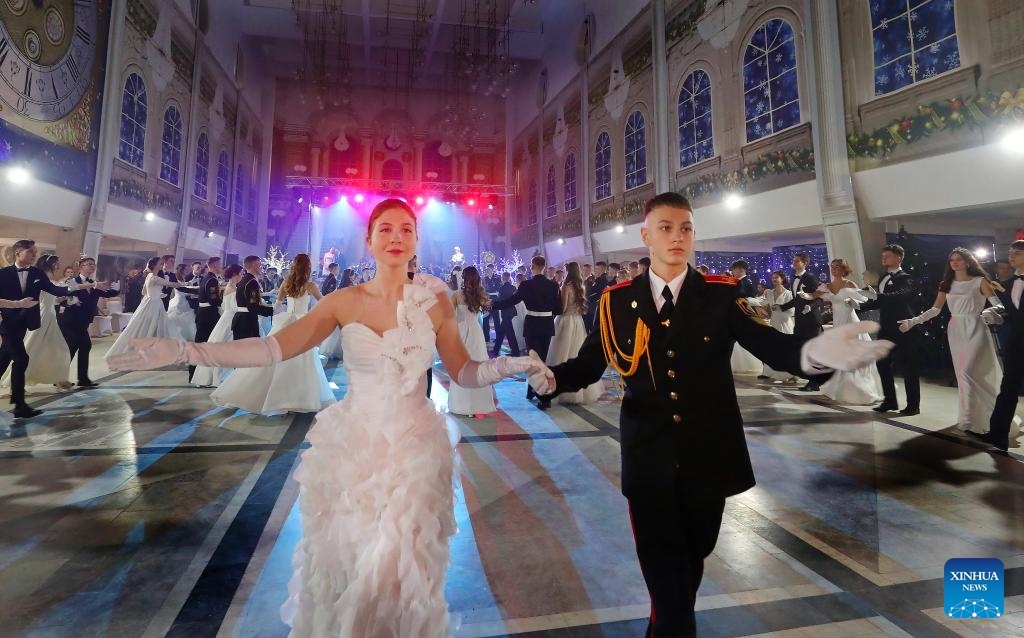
[166, 264, 197, 342]
[547, 262, 603, 404]
[107, 199, 552, 637]
[447, 266, 496, 416]
[104, 257, 182, 360]
[811, 259, 882, 405]
[899, 248, 1011, 434]
[319, 268, 354, 360]
[750, 270, 796, 382]
[211, 254, 335, 415]
[1, 254, 82, 390]
[191, 264, 243, 388]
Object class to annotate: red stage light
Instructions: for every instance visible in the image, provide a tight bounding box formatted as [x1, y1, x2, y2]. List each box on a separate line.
[467, 198, 476, 207]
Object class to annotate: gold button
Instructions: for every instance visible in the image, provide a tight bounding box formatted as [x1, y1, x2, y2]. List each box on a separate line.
[666, 350, 675, 358]
[672, 414, 682, 423]
[703, 336, 710, 342]
[667, 370, 676, 379]
[670, 391, 679, 400]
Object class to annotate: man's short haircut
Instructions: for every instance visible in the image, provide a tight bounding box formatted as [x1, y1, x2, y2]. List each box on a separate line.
[162, 254, 175, 262]
[243, 255, 261, 268]
[643, 192, 692, 219]
[328, 262, 339, 270]
[595, 260, 607, 268]
[730, 259, 749, 271]
[793, 252, 810, 264]
[207, 256, 221, 267]
[78, 257, 95, 266]
[638, 257, 651, 267]
[1010, 240, 1024, 252]
[531, 255, 546, 269]
[882, 244, 905, 259]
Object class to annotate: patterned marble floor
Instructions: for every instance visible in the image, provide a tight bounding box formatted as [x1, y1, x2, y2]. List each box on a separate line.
[0, 336, 1021, 638]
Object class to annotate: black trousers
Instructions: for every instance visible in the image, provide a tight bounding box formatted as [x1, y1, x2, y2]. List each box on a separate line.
[491, 317, 520, 357]
[62, 321, 94, 383]
[628, 493, 726, 638]
[876, 330, 920, 410]
[482, 309, 500, 342]
[990, 345, 1024, 442]
[524, 334, 550, 399]
[0, 324, 29, 405]
[191, 307, 220, 380]
[231, 313, 261, 341]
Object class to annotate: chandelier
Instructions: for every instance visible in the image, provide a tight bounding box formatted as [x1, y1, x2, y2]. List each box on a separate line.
[292, 0, 350, 93]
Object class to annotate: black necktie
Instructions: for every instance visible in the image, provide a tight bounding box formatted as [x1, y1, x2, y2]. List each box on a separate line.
[1014, 275, 1024, 281]
[659, 285, 674, 326]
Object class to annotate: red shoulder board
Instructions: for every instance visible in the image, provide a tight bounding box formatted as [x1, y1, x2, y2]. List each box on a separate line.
[704, 274, 738, 285]
[603, 280, 632, 294]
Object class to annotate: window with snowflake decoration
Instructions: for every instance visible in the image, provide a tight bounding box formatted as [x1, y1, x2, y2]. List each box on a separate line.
[193, 133, 209, 199]
[159, 106, 183, 185]
[564, 153, 578, 212]
[594, 132, 611, 201]
[870, 0, 959, 96]
[545, 166, 557, 218]
[118, 73, 147, 169]
[678, 70, 714, 167]
[624, 111, 648, 190]
[743, 18, 800, 143]
[216, 150, 230, 209]
[528, 179, 538, 225]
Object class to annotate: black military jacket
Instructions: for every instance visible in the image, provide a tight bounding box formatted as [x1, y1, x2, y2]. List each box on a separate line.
[548, 268, 811, 505]
[236, 273, 274, 317]
[198, 272, 222, 308]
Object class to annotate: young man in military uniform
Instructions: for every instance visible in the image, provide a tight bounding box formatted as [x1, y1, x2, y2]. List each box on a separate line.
[527, 193, 893, 637]
[232, 256, 275, 341]
[190, 256, 224, 382]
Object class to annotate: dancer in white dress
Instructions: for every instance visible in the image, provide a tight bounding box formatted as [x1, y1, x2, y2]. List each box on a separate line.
[104, 257, 182, 360]
[166, 265, 197, 342]
[812, 259, 883, 405]
[107, 199, 553, 637]
[899, 248, 1009, 433]
[1, 254, 82, 389]
[447, 266, 496, 416]
[750, 270, 796, 382]
[212, 254, 335, 415]
[191, 265, 243, 388]
[547, 262, 603, 404]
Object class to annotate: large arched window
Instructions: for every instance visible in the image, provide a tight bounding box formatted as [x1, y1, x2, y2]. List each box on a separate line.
[624, 111, 647, 190]
[594, 132, 611, 201]
[564, 153, 577, 212]
[678, 70, 714, 167]
[159, 106, 183, 184]
[527, 179, 538, 226]
[545, 166, 557, 218]
[233, 164, 245, 217]
[870, 0, 960, 96]
[193, 133, 209, 198]
[118, 73, 147, 168]
[216, 150, 230, 209]
[743, 18, 800, 142]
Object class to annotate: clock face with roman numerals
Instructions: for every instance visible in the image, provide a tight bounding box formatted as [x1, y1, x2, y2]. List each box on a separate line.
[0, 0, 98, 122]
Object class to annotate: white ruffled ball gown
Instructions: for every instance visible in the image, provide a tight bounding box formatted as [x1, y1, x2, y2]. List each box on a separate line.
[104, 273, 182, 360]
[546, 289, 603, 404]
[191, 292, 238, 387]
[279, 282, 456, 636]
[1, 290, 70, 387]
[211, 292, 335, 415]
[749, 289, 795, 381]
[166, 288, 197, 342]
[447, 299, 495, 415]
[820, 287, 883, 405]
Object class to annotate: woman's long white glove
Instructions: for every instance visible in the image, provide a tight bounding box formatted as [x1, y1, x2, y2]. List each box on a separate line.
[800, 321, 893, 373]
[897, 306, 940, 333]
[456, 350, 554, 389]
[106, 336, 283, 370]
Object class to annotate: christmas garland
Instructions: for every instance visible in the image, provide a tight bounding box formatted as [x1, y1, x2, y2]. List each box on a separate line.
[109, 178, 179, 214]
[678, 147, 815, 201]
[847, 87, 1024, 159]
[189, 207, 229, 229]
[666, 0, 704, 44]
[544, 209, 583, 237]
[590, 197, 647, 228]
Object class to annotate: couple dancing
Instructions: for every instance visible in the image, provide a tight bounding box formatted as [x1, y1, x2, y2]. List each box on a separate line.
[108, 195, 891, 637]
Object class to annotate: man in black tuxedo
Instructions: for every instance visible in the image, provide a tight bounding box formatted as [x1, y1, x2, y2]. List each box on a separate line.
[233, 256, 275, 340]
[482, 263, 502, 343]
[491, 271, 521, 357]
[858, 244, 921, 416]
[587, 261, 609, 332]
[779, 252, 823, 391]
[533, 193, 891, 637]
[492, 254, 561, 408]
[123, 264, 145, 312]
[184, 262, 204, 311]
[973, 240, 1024, 451]
[0, 240, 89, 418]
[320, 263, 339, 296]
[730, 259, 756, 298]
[190, 257, 224, 382]
[157, 254, 179, 310]
[63, 257, 120, 387]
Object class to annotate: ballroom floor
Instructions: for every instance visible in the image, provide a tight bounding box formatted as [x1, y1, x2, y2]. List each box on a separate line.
[0, 337, 1021, 638]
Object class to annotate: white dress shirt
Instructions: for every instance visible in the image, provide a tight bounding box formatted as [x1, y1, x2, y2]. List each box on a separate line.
[649, 267, 687, 313]
[17, 267, 28, 294]
[792, 270, 805, 295]
[1013, 271, 1024, 309]
[879, 269, 901, 292]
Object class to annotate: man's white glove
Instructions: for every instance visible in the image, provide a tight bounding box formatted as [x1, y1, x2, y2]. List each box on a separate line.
[800, 321, 893, 373]
[526, 349, 556, 395]
[456, 350, 552, 389]
[801, 305, 811, 315]
[863, 286, 878, 300]
[982, 307, 1005, 326]
[797, 291, 815, 301]
[897, 306, 940, 333]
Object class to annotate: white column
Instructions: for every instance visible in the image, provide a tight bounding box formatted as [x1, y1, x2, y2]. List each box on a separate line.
[651, 0, 672, 193]
[81, 0, 129, 259]
[808, 0, 866, 277]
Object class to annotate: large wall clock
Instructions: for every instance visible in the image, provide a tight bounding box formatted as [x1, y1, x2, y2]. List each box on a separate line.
[0, 0, 102, 149]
